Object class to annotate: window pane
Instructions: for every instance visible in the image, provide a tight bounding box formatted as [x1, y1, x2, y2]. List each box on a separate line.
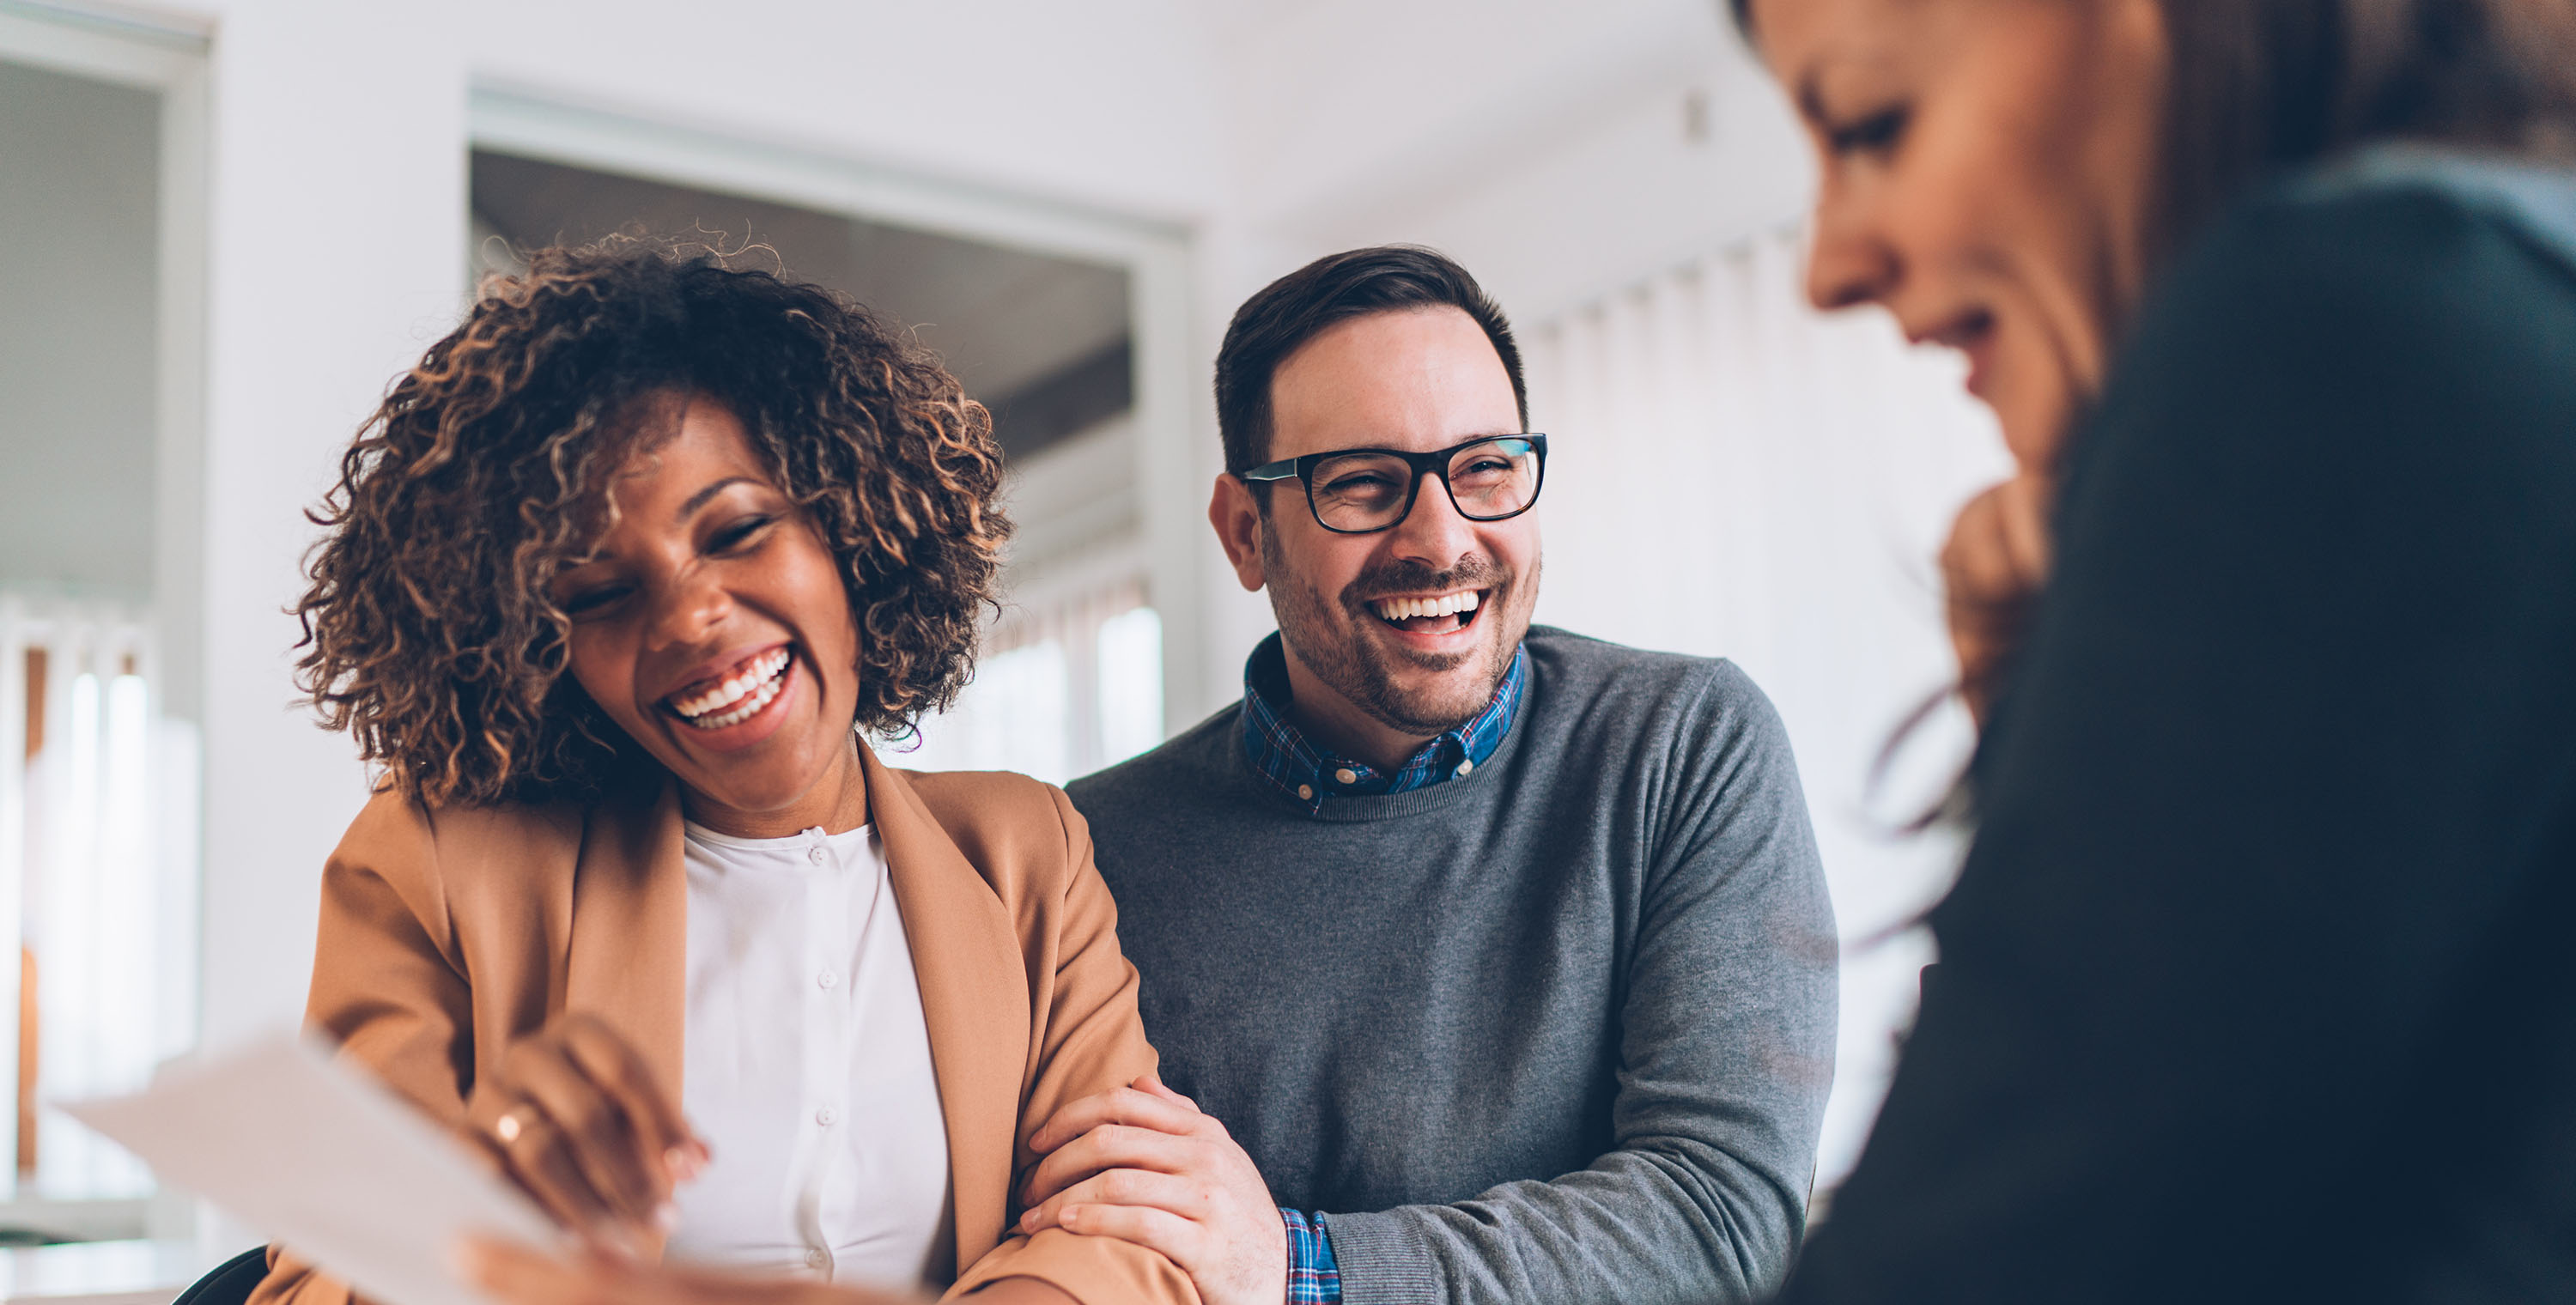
[902, 640, 1072, 786]
[9, 608, 180, 1200]
[1095, 607, 1163, 766]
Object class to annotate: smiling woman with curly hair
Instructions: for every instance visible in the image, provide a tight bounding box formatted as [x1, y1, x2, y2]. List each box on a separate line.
[254, 241, 1189, 1305]
[296, 242, 1001, 806]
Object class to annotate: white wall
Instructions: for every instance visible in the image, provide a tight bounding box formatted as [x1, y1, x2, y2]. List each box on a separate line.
[187, 0, 471, 1051]
[465, 0, 1226, 225]
[1208, 0, 1809, 316]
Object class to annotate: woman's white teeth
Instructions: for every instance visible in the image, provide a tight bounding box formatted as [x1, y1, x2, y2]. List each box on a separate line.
[1372, 592, 1480, 622]
[671, 649, 790, 728]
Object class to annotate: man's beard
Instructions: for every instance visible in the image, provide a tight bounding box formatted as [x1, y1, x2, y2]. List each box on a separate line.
[1264, 519, 1531, 737]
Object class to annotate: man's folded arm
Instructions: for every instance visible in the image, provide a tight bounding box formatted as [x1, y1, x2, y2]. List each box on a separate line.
[1323, 666, 1838, 1305]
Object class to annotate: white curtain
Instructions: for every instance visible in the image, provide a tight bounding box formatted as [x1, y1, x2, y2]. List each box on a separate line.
[900, 578, 1163, 787]
[1522, 224, 2009, 1185]
[0, 594, 199, 1198]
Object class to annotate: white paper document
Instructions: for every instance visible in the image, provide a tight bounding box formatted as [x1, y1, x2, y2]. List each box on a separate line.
[64, 1030, 562, 1305]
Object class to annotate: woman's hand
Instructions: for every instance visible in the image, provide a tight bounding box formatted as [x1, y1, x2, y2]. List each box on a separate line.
[1941, 471, 2054, 726]
[463, 1013, 708, 1251]
[1018, 1074, 1286, 1305]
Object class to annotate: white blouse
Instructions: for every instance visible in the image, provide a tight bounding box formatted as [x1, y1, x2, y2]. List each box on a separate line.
[664, 821, 952, 1290]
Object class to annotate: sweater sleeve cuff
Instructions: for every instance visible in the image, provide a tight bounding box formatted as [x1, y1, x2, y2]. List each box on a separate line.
[1311, 1210, 1439, 1305]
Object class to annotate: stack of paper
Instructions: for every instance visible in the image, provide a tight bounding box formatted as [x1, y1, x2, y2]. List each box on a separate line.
[65, 1031, 562, 1305]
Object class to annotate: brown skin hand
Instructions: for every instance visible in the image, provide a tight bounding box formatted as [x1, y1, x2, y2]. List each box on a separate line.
[461, 1013, 708, 1253]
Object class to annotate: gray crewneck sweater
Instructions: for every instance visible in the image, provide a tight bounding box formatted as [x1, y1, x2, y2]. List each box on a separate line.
[1066, 627, 1838, 1304]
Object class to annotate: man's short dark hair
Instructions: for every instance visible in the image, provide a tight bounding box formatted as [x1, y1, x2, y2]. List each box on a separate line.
[1214, 246, 1528, 479]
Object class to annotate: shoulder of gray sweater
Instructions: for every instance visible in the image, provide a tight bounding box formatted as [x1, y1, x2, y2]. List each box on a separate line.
[1526, 631, 1822, 932]
[1522, 625, 1777, 734]
[1522, 627, 1807, 828]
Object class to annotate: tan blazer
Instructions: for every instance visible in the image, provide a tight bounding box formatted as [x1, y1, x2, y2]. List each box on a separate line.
[249, 743, 1195, 1305]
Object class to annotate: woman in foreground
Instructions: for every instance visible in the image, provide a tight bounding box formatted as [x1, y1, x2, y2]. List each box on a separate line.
[1741, 0, 2576, 1298]
[253, 242, 1191, 1305]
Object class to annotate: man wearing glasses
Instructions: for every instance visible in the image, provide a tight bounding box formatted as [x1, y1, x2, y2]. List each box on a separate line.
[1018, 246, 1837, 1305]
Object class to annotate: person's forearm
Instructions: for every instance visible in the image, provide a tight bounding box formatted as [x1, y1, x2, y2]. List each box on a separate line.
[1321, 1149, 1805, 1305]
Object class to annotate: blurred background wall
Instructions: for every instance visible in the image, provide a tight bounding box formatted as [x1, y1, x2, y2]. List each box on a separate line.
[0, 0, 2006, 1261]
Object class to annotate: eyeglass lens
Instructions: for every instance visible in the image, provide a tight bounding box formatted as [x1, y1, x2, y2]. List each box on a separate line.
[1307, 439, 1541, 532]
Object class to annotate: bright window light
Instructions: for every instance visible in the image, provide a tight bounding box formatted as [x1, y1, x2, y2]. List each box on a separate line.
[900, 586, 1163, 787]
[3, 600, 194, 1200]
[1095, 606, 1163, 767]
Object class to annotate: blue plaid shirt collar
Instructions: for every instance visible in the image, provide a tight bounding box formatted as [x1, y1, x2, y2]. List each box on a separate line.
[1237, 632, 1526, 815]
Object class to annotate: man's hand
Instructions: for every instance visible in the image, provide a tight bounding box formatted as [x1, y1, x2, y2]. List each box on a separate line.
[1018, 1074, 1287, 1305]
[1940, 470, 2053, 726]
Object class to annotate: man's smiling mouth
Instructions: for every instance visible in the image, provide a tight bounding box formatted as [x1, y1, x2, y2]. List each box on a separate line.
[665, 646, 791, 730]
[1367, 590, 1484, 634]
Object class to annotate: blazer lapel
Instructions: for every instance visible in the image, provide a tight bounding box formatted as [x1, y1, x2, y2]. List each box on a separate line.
[862, 744, 1031, 1273]
[565, 779, 690, 1108]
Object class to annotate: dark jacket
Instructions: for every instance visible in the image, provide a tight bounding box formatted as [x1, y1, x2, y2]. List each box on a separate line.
[1784, 149, 2576, 1302]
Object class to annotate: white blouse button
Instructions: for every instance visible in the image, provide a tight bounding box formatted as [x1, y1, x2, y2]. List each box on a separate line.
[805, 1247, 829, 1270]
[806, 845, 827, 865]
[817, 969, 839, 989]
[1455, 759, 1474, 778]
[816, 1105, 838, 1126]
[1333, 768, 1359, 786]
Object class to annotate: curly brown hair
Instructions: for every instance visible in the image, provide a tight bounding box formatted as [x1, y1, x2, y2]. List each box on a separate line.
[295, 239, 1011, 807]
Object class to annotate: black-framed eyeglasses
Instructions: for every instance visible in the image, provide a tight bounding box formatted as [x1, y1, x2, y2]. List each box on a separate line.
[1239, 434, 1548, 535]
